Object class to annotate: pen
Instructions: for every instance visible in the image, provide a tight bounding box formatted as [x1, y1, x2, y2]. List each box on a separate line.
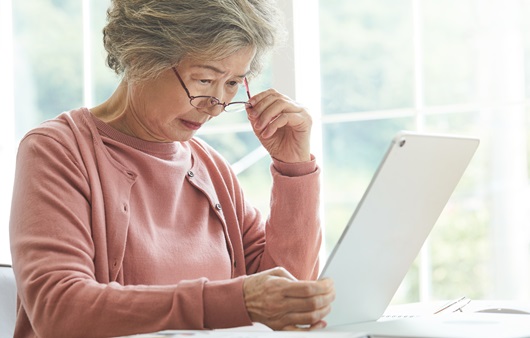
[433, 296, 471, 314]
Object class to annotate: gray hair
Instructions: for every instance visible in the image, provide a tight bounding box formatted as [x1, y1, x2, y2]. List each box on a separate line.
[103, 0, 286, 82]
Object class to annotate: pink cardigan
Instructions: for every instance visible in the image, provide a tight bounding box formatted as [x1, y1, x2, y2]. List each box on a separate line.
[9, 108, 321, 337]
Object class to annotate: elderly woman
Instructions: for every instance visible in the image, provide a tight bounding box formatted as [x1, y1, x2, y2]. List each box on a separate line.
[9, 0, 334, 337]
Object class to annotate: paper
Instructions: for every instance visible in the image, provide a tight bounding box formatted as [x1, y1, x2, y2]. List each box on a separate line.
[125, 328, 367, 338]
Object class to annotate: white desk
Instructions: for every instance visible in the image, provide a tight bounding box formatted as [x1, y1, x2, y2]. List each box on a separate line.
[325, 300, 530, 338]
[326, 312, 530, 338]
[124, 301, 530, 338]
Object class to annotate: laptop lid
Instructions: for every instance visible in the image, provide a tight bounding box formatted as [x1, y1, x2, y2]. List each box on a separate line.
[320, 131, 479, 327]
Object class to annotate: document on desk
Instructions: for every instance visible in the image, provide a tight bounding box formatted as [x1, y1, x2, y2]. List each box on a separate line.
[129, 331, 367, 338]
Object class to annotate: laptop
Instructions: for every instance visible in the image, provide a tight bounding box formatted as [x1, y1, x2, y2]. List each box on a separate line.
[320, 130, 479, 328]
[327, 312, 530, 338]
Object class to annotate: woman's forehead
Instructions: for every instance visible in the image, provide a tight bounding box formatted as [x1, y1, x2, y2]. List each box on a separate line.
[180, 47, 256, 75]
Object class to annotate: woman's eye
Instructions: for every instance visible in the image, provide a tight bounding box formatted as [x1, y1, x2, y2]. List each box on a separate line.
[227, 81, 240, 87]
[198, 79, 212, 84]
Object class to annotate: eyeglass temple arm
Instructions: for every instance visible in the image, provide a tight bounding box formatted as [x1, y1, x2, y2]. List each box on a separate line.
[172, 67, 192, 98]
[244, 78, 251, 100]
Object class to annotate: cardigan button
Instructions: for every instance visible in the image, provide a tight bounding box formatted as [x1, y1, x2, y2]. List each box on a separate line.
[187, 170, 194, 178]
[215, 203, 222, 211]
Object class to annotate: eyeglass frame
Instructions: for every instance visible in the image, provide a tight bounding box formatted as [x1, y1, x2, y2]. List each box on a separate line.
[171, 66, 252, 113]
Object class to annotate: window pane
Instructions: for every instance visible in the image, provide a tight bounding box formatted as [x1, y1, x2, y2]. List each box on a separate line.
[524, 2, 530, 99]
[92, 0, 119, 105]
[237, 153, 273, 216]
[13, 0, 83, 138]
[422, 0, 476, 106]
[319, 0, 414, 115]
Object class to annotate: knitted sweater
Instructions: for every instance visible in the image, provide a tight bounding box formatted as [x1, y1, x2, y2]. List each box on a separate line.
[9, 108, 321, 337]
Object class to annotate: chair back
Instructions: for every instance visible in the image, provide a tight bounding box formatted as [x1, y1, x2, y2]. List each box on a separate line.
[0, 264, 16, 338]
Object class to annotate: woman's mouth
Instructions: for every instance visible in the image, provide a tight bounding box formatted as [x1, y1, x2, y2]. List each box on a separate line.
[180, 119, 203, 131]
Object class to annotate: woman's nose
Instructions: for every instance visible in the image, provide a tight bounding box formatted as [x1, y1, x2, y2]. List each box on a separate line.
[205, 88, 230, 116]
[202, 104, 225, 116]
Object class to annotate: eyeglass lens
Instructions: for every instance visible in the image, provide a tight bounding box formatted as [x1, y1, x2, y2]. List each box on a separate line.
[192, 96, 221, 109]
[173, 67, 251, 113]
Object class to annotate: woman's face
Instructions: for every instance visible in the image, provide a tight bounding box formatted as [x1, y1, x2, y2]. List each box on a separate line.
[124, 46, 256, 142]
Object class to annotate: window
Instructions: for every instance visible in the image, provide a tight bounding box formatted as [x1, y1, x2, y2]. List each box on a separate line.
[2, 0, 529, 305]
[0, 0, 15, 263]
[317, 0, 530, 302]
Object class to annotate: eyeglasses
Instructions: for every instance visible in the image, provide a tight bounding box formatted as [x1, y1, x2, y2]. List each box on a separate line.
[172, 67, 252, 113]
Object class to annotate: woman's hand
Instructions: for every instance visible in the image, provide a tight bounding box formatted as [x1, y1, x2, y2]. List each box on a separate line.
[243, 267, 335, 331]
[247, 89, 312, 163]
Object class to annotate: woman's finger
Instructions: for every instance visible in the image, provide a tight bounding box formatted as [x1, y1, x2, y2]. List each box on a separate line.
[277, 291, 336, 313]
[281, 278, 335, 298]
[248, 89, 304, 131]
[277, 304, 332, 329]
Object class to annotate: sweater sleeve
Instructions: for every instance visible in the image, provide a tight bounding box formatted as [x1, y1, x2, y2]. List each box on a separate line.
[9, 132, 252, 337]
[242, 156, 321, 280]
